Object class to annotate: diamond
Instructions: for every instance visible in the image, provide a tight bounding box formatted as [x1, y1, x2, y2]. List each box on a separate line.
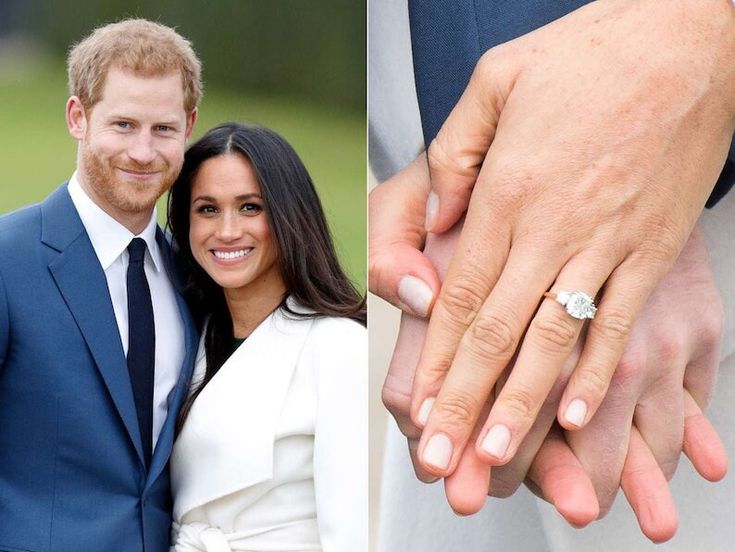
[564, 291, 596, 320]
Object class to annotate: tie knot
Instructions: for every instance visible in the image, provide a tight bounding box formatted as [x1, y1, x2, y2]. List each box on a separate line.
[128, 237, 147, 264]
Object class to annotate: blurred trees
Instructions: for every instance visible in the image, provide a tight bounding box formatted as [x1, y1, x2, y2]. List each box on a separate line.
[15, 0, 365, 112]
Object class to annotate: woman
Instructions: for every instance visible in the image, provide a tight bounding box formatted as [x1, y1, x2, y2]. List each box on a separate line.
[167, 123, 367, 551]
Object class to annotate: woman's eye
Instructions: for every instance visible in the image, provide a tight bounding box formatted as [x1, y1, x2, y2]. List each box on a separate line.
[241, 203, 262, 214]
[196, 205, 217, 214]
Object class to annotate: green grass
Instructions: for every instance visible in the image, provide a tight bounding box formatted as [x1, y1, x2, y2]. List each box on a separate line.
[0, 57, 366, 290]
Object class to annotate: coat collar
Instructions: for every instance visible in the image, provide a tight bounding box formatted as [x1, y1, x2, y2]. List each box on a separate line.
[171, 304, 314, 519]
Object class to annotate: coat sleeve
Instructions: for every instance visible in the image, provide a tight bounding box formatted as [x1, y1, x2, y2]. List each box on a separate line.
[312, 319, 368, 552]
[0, 270, 8, 370]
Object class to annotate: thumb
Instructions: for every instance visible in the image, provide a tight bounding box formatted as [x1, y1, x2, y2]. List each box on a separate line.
[369, 243, 440, 317]
[425, 49, 514, 234]
[369, 154, 441, 316]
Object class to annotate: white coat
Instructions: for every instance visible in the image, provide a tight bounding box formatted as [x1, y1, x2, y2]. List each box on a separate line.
[170, 303, 367, 551]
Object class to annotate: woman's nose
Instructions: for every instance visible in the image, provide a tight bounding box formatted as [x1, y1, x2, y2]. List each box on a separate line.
[215, 211, 243, 241]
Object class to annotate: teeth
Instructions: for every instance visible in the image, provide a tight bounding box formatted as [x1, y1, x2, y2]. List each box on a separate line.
[213, 249, 251, 260]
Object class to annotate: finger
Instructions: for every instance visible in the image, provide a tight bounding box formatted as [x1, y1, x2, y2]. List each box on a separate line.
[682, 338, 722, 412]
[634, 398, 684, 481]
[620, 426, 679, 544]
[527, 427, 599, 528]
[383, 312, 438, 483]
[476, 253, 613, 465]
[370, 244, 441, 317]
[489, 355, 572, 498]
[414, 247, 554, 476]
[369, 155, 441, 316]
[425, 48, 514, 233]
[443, 400, 494, 515]
[559, 255, 666, 431]
[682, 389, 727, 482]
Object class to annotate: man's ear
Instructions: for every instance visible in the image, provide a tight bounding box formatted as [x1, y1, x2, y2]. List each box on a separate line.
[66, 96, 87, 140]
[184, 107, 198, 141]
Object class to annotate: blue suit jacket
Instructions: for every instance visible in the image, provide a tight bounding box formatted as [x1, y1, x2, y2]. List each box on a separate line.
[0, 184, 198, 552]
[409, 0, 735, 207]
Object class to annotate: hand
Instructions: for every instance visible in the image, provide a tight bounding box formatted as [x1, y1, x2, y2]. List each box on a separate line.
[375, 157, 726, 541]
[411, 0, 735, 474]
[384, 225, 726, 542]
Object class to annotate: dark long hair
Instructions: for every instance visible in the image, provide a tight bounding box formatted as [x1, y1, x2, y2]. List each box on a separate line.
[168, 122, 366, 426]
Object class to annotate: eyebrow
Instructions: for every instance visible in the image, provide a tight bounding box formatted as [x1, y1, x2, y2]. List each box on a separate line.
[106, 114, 181, 125]
[192, 193, 263, 203]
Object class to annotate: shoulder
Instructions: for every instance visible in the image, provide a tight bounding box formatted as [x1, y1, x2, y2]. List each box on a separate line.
[296, 315, 366, 385]
[0, 202, 42, 241]
[305, 315, 366, 352]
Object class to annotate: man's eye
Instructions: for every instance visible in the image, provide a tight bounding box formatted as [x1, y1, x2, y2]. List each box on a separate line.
[116, 122, 130, 129]
[156, 125, 173, 132]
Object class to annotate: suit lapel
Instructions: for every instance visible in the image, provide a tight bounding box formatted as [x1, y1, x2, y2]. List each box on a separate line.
[41, 185, 144, 465]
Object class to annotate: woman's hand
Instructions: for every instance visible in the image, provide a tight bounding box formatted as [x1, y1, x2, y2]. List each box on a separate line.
[411, 0, 735, 474]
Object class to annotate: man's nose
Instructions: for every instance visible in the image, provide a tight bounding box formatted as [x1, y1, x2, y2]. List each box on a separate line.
[128, 132, 157, 165]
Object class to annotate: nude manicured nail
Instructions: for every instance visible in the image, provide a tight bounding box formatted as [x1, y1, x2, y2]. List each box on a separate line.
[417, 397, 435, 426]
[425, 191, 439, 231]
[480, 424, 511, 459]
[564, 399, 588, 427]
[397, 275, 433, 317]
[423, 433, 453, 470]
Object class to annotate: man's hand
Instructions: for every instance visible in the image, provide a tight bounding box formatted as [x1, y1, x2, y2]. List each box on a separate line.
[410, 0, 735, 475]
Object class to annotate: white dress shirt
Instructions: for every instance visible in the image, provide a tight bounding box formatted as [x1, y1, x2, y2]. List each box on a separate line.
[68, 172, 185, 449]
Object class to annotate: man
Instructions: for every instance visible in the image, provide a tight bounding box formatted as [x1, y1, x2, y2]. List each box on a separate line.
[0, 19, 200, 551]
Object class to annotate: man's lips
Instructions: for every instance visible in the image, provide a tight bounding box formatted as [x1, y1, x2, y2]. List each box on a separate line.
[117, 167, 163, 178]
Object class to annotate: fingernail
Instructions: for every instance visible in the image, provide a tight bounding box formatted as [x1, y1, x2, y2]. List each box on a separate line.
[564, 399, 588, 427]
[425, 191, 439, 231]
[480, 424, 511, 459]
[397, 275, 433, 317]
[423, 433, 453, 470]
[417, 397, 435, 426]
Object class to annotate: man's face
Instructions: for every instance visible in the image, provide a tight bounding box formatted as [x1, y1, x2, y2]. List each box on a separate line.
[68, 66, 196, 230]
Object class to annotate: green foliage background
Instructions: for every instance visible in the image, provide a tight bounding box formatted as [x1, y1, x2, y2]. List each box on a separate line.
[0, 2, 366, 289]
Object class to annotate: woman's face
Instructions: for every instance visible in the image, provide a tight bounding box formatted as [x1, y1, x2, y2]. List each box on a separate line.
[189, 153, 282, 295]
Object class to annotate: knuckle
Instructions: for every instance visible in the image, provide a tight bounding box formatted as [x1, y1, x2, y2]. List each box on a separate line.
[439, 273, 489, 327]
[467, 311, 519, 361]
[654, 336, 680, 366]
[576, 363, 613, 399]
[701, 305, 724, 349]
[593, 309, 633, 344]
[531, 312, 578, 353]
[498, 386, 538, 425]
[612, 351, 646, 389]
[433, 390, 480, 430]
[427, 138, 477, 183]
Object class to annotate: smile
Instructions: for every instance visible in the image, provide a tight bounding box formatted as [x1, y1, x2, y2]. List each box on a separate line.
[118, 168, 160, 178]
[212, 248, 253, 260]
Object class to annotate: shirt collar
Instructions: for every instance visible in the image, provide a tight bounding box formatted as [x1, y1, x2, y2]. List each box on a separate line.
[67, 171, 164, 272]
